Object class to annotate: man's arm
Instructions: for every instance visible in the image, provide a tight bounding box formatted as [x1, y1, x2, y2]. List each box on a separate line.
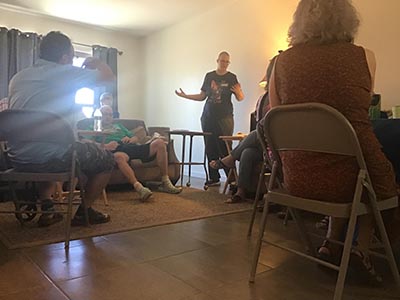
[116, 123, 140, 144]
[82, 57, 116, 83]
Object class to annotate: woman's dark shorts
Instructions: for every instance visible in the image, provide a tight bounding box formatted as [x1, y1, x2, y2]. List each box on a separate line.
[114, 143, 154, 163]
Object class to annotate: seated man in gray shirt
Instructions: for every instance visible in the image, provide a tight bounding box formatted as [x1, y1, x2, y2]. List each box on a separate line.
[8, 31, 116, 227]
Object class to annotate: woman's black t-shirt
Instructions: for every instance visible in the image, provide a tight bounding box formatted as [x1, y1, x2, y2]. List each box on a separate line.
[201, 71, 238, 119]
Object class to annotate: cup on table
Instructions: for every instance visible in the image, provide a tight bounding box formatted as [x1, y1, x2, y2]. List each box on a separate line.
[392, 106, 400, 119]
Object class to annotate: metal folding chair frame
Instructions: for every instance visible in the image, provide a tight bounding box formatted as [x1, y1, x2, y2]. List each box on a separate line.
[0, 109, 87, 249]
[249, 103, 400, 300]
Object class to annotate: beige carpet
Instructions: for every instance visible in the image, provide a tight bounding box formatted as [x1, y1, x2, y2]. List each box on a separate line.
[0, 187, 252, 249]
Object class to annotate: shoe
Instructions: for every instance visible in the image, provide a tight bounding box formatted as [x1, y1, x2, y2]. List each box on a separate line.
[229, 183, 238, 195]
[316, 245, 339, 275]
[138, 186, 153, 201]
[37, 212, 63, 227]
[349, 249, 383, 286]
[205, 179, 221, 187]
[158, 181, 182, 194]
[225, 193, 246, 204]
[316, 245, 336, 264]
[71, 207, 110, 226]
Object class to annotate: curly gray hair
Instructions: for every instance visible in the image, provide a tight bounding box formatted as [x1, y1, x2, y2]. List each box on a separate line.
[288, 0, 360, 46]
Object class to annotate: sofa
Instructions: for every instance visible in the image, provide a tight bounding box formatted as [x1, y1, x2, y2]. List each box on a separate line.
[77, 118, 181, 185]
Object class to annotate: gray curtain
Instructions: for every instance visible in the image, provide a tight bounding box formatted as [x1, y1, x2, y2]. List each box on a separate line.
[0, 27, 41, 99]
[92, 45, 118, 114]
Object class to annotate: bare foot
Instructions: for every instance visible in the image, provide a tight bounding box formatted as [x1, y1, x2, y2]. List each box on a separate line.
[225, 188, 246, 204]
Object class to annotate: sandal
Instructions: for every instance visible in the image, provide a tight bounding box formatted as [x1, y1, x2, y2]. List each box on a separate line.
[317, 241, 335, 264]
[210, 159, 233, 170]
[225, 193, 245, 204]
[349, 249, 383, 286]
[316, 240, 340, 267]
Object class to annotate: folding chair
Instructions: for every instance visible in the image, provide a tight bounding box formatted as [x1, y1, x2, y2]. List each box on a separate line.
[247, 123, 272, 237]
[249, 103, 400, 300]
[0, 109, 86, 249]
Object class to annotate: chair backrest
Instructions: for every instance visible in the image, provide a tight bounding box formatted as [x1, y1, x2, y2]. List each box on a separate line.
[263, 103, 367, 171]
[0, 109, 75, 145]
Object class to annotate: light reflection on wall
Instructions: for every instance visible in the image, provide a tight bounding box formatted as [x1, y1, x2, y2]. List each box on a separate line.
[44, 0, 131, 26]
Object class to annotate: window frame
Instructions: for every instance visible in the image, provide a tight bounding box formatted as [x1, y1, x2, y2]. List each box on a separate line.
[73, 50, 95, 118]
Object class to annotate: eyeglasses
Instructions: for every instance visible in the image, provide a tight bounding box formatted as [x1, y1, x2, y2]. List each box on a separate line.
[218, 60, 230, 64]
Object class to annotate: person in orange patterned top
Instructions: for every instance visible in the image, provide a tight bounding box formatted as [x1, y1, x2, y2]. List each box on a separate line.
[269, 0, 400, 283]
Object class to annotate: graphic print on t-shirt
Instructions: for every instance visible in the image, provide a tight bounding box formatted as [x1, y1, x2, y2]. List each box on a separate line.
[210, 80, 229, 104]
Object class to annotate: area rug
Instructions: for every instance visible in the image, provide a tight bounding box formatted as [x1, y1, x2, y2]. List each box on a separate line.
[0, 187, 252, 249]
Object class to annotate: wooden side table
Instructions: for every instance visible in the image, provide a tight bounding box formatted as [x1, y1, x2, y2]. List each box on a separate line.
[219, 134, 247, 194]
[167, 130, 211, 188]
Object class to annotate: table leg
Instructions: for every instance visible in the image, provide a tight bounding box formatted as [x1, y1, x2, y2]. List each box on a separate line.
[222, 140, 232, 194]
[187, 135, 194, 187]
[203, 144, 209, 183]
[180, 134, 186, 187]
[223, 169, 232, 194]
[102, 189, 109, 206]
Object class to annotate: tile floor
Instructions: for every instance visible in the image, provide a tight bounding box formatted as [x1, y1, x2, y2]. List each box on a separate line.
[0, 177, 398, 300]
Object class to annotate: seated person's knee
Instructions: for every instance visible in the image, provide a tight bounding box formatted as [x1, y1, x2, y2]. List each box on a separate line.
[152, 139, 166, 151]
[114, 152, 129, 164]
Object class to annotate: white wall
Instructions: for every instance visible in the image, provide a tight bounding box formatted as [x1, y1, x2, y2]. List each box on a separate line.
[354, 0, 400, 108]
[143, 0, 298, 177]
[0, 7, 144, 119]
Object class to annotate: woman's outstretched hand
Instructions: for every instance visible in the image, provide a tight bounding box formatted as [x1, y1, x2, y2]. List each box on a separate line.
[175, 88, 187, 98]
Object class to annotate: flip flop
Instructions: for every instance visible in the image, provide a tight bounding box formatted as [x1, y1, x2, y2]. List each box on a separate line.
[210, 159, 233, 170]
[225, 194, 245, 204]
[349, 249, 383, 286]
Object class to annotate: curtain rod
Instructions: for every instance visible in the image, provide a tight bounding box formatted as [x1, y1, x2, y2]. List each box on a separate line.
[72, 41, 123, 55]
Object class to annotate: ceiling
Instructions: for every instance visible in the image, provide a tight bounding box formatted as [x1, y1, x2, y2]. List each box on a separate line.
[0, 0, 234, 36]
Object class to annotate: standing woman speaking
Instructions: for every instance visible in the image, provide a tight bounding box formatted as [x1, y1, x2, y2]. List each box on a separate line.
[175, 51, 244, 186]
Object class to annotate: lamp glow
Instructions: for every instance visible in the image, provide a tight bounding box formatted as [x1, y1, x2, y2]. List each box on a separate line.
[259, 81, 267, 88]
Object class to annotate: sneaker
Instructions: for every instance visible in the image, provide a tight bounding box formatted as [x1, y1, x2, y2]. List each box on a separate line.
[37, 212, 63, 227]
[138, 186, 153, 201]
[205, 179, 221, 187]
[71, 207, 110, 226]
[158, 181, 182, 194]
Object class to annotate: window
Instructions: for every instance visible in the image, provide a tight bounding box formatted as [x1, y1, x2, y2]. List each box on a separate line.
[73, 54, 95, 118]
